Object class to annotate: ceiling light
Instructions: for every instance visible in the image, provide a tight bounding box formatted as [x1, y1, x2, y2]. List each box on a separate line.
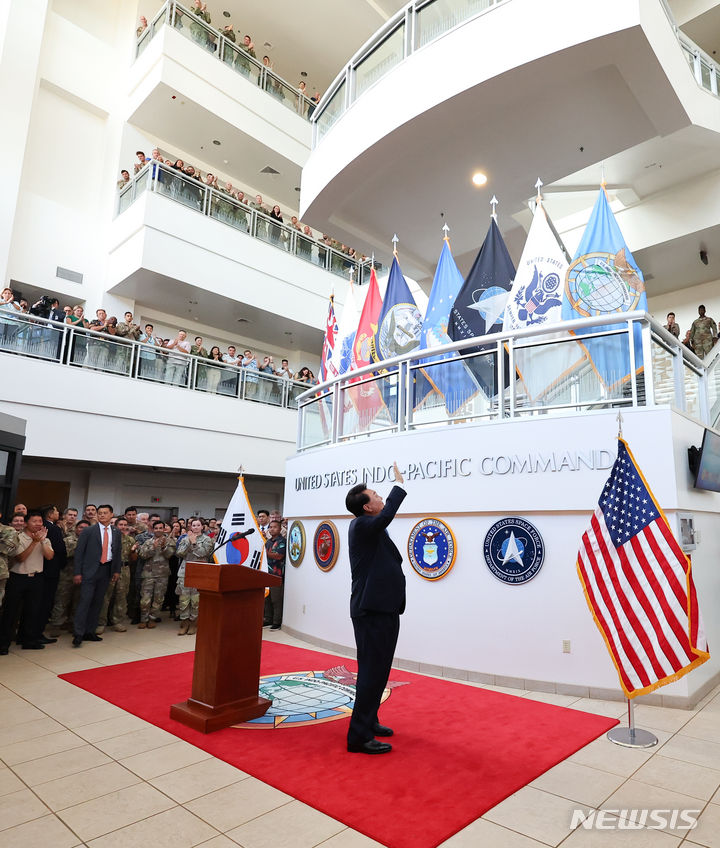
[294, 186, 301, 192]
[264, 41, 272, 48]
[213, 139, 221, 146]
[300, 71, 307, 77]
[223, 10, 231, 16]
[472, 172, 488, 187]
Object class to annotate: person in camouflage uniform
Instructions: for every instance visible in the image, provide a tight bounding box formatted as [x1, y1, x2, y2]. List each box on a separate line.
[96, 517, 138, 634]
[0, 514, 20, 607]
[115, 311, 141, 341]
[175, 518, 213, 635]
[689, 305, 718, 358]
[47, 518, 88, 636]
[138, 520, 175, 628]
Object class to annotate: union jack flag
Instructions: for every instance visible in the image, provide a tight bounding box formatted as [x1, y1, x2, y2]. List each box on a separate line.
[320, 294, 338, 382]
[577, 438, 709, 698]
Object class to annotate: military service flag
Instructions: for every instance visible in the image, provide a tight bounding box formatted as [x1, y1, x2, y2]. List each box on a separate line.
[328, 283, 360, 378]
[448, 218, 515, 396]
[319, 294, 338, 382]
[214, 477, 266, 571]
[562, 187, 648, 390]
[370, 256, 423, 364]
[577, 439, 709, 699]
[418, 238, 479, 414]
[504, 198, 583, 400]
[347, 267, 386, 430]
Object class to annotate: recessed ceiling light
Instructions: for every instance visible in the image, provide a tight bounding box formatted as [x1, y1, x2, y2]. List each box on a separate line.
[294, 186, 301, 192]
[223, 159, 228, 164]
[223, 10, 231, 16]
[472, 172, 488, 186]
[264, 41, 272, 48]
[300, 71, 307, 77]
[213, 139, 221, 146]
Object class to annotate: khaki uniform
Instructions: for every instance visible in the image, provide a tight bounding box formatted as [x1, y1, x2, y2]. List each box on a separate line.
[689, 316, 718, 358]
[0, 524, 19, 605]
[175, 534, 214, 621]
[138, 535, 176, 622]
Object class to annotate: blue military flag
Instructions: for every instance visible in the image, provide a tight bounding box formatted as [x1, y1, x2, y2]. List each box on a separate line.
[370, 255, 423, 364]
[417, 238, 480, 414]
[448, 218, 515, 396]
[562, 187, 647, 390]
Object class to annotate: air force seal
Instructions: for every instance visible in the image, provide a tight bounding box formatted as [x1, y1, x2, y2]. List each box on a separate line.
[483, 517, 544, 584]
[407, 518, 456, 580]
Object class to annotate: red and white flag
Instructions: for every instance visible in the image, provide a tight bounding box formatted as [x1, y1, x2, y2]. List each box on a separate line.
[577, 438, 709, 698]
[320, 294, 338, 382]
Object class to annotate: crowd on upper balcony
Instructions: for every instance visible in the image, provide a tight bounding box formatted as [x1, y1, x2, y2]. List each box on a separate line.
[118, 147, 368, 264]
[0, 287, 318, 392]
[135, 3, 321, 114]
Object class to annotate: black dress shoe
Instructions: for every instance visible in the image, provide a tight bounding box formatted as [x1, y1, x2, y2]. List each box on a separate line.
[347, 739, 392, 754]
[373, 723, 394, 737]
[40, 635, 58, 644]
[83, 633, 103, 642]
[72, 636, 82, 648]
[21, 642, 45, 650]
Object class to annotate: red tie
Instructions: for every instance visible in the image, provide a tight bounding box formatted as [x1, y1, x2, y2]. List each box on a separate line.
[101, 526, 109, 563]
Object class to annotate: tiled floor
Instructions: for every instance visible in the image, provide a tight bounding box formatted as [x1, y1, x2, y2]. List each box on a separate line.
[0, 625, 718, 847]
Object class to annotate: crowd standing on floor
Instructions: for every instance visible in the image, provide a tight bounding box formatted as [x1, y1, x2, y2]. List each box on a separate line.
[1, 288, 318, 389]
[0, 503, 286, 653]
[119, 147, 367, 264]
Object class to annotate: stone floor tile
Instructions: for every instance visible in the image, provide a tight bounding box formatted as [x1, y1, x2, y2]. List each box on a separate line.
[226, 799, 345, 848]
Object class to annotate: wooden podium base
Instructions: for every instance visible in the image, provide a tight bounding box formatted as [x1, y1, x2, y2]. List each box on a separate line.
[170, 694, 272, 734]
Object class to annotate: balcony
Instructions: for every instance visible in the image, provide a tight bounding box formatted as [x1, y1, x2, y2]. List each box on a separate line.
[0, 311, 305, 476]
[117, 162, 380, 285]
[136, 1, 316, 122]
[294, 312, 712, 451]
[300, 0, 720, 281]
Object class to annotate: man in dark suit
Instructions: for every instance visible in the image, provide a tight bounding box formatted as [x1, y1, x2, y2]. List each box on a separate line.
[72, 504, 121, 647]
[345, 462, 406, 754]
[38, 505, 66, 644]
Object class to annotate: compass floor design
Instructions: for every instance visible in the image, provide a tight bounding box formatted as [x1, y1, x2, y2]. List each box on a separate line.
[0, 626, 719, 847]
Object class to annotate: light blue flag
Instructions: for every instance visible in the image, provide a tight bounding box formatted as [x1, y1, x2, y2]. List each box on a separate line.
[561, 188, 647, 390]
[418, 239, 479, 414]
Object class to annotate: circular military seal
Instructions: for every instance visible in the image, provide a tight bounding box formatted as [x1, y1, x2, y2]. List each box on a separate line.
[407, 518, 456, 581]
[232, 667, 398, 729]
[313, 521, 339, 571]
[483, 517, 544, 584]
[287, 520, 306, 567]
[565, 249, 644, 318]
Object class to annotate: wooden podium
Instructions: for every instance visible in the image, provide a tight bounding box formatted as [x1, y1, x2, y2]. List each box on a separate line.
[170, 562, 282, 733]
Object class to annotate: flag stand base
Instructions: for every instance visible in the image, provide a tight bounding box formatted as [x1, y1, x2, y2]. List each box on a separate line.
[607, 699, 658, 748]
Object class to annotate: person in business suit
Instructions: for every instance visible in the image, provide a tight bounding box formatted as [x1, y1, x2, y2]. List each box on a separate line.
[72, 504, 121, 647]
[345, 462, 407, 754]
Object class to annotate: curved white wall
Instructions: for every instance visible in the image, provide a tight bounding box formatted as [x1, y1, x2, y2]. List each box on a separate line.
[283, 407, 720, 706]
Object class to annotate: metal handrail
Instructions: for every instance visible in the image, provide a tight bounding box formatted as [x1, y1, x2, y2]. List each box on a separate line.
[116, 160, 382, 284]
[0, 309, 310, 410]
[136, 1, 315, 120]
[294, 311, 711, 450]
[312, 0, 719, 147]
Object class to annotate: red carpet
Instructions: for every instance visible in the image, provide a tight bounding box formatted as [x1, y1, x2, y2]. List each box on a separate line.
[61, 643, 617, 848]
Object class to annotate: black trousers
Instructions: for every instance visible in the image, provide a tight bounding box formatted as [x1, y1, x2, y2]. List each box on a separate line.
[73, 565, 111, 638]
[0, 572, 44, 648]
[39, 560, 62, 632]
[348, 611, 400, 746]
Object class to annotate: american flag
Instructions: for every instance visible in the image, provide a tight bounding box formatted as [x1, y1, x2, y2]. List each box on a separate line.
[577, 438, 709, 698]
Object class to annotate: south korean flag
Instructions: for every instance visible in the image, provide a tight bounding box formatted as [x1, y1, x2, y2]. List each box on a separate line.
[214, 477, 266, 571]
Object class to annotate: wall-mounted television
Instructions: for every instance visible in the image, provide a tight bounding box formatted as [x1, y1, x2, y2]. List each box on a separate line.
[688, 429, 720, 493]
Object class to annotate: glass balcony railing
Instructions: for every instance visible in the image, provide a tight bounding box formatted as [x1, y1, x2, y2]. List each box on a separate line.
[135, 1, 316, 121]
[313, 0, 720, 146]
[0, 310, 311, 410]
[117, 161, 383, 284]
[294, 313, 710, 451]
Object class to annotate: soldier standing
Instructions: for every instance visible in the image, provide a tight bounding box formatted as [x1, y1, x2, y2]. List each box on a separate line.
[0, 512, 19, 608]
[47, 518, 88, 636]
[138, 520, 176, 628]
[96, 517, 137, 634]
[689, 305, 718, 358]
[175, 519, 213, 635]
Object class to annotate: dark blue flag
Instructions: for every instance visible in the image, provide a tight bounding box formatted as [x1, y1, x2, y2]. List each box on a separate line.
[448, 218, 515, 396]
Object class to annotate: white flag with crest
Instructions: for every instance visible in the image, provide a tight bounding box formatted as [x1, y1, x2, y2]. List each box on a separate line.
[503, 199, 583, 399]
[213, 476, 266, 570]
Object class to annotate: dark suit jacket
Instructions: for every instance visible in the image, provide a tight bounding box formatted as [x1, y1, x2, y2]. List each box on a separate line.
[74, 523, 122, 578]
[348, 486, 407, 617]
[44, 519, 67, 570]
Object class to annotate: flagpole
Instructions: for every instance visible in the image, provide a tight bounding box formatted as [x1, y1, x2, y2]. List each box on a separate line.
[607, 699, 658, 748]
